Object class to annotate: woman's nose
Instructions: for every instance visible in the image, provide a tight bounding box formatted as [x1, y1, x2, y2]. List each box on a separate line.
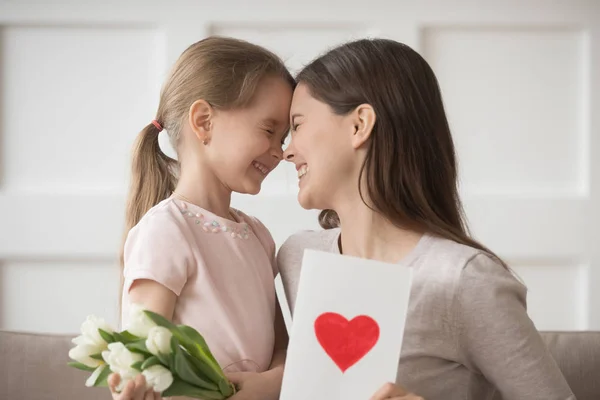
[283, 142, 295, 161]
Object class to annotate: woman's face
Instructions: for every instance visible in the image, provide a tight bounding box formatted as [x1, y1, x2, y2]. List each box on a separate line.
[283, 83, 359, 210]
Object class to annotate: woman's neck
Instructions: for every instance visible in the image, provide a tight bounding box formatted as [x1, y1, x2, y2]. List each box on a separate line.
[334, 197, 424, 264]
[174, 165, 233, 220]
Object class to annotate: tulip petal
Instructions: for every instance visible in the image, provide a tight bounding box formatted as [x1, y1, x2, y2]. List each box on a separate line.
[85, 365, 107, 387]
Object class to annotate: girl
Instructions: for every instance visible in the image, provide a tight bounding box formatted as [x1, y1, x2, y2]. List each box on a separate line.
[110, 36, 294, 400]
[277, 38, 575, 400]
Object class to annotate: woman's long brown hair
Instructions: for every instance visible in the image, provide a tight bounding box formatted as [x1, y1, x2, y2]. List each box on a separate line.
[297, 38, 503, 264]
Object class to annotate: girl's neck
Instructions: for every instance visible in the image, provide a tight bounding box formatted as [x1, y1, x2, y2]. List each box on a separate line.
[334, 196, 424, 264]
[173, 167, 233, 220]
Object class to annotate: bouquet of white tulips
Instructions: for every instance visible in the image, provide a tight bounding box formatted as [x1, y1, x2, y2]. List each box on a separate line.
[67, 304, 236, 399]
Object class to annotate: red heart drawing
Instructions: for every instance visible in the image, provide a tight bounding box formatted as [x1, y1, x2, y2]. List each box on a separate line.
[314, 312, 380, 373]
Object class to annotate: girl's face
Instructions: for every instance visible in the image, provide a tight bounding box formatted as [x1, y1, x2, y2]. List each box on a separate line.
[283, 83, 361, 210]
[202, 76, 293, 195]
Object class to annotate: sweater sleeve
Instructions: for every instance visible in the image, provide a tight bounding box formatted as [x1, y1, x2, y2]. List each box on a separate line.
[455, 253, 575, 400]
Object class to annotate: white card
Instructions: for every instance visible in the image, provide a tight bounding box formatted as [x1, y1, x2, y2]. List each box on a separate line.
[280, 249, 413, 400]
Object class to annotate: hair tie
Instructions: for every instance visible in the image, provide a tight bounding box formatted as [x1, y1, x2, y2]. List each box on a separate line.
[151, 120, 163, 132]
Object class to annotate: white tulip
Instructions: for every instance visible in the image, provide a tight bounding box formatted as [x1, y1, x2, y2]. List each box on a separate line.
[146, 326, 173, 356]
[102, 342, 144, 392]
[125, 303, 156, 337]
[81, 315, 113, 346]
[69, 342, 104, 368]
[85, 364, 108, 387]
[142, 365, 174, 392]
[69, 315, 114, 368]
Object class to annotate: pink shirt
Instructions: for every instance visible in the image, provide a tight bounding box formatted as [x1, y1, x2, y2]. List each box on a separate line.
[121, 197, 277, 373]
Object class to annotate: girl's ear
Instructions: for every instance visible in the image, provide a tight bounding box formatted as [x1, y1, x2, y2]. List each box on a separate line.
[188, 99, 213, 143]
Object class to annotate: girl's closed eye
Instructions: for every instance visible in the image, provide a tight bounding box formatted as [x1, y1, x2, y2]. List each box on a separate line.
[259, 117, 283, 136]
[259, 122, 276, 135]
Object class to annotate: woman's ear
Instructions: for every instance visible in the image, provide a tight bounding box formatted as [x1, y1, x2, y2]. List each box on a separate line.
[188, 99, 213, 143]
[351, 104, 376, 149]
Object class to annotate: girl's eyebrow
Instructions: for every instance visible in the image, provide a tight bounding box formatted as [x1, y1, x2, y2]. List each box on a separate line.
[259, 118, 277, 126]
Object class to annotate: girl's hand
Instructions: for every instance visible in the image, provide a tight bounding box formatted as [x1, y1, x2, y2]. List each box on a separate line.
[370, 382, 424, 400]
[108, 373, 162, 400]
[225, 369, 282, 400]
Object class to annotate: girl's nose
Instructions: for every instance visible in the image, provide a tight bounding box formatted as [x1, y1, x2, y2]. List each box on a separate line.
[271, 145, 283, 161]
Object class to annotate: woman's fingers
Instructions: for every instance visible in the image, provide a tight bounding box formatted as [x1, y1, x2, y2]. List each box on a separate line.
[370, 382, 408, 399]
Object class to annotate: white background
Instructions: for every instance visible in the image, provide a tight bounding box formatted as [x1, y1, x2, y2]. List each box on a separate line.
[0, 0, 598, 334]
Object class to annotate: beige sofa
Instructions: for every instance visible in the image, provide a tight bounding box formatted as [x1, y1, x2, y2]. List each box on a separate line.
[1, 330, 599, 400]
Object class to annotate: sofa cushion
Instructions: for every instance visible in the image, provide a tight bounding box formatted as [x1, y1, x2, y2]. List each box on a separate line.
[540, 331, 600, 400]
[0, 330, 108, 400]
[2, 330, 600, 399]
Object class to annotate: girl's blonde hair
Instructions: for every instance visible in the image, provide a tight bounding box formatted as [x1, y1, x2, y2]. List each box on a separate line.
[121, 36, 294, 266]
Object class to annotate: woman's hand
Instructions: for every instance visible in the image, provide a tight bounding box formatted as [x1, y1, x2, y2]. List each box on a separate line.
[225, 368, 282, 400]
[370, 382, 424, 400]
[108, 373, 162, 400]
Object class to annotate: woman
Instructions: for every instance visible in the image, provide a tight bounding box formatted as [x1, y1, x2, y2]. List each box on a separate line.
[277, 38, 575, 400]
